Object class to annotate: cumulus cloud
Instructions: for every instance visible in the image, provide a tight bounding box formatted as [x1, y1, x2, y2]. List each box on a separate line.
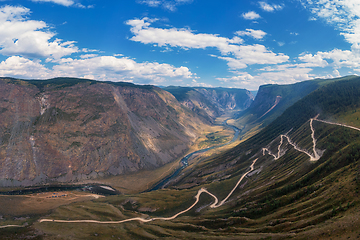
[259, 1, 284, 12]
[298, 52, 329, 67]
[126, 18, 288, 69]
[235, 29, 267, 40]
[300, 49, 360, 69]
[214, 45, 289, 69]
[294, 0, 360, 82]
[242, 11, 261, 20]
[217, 64, 314, 90]
[0, 5, 78, 59]
[52, 56, 193, 83]
[137, 0, 193, 11]
[0, 6, 194, 85]
[0, 55, 194, 84]
[0, 56, 50, 79]
[126, 18, 244, 53]
[301, 0, 360, 48]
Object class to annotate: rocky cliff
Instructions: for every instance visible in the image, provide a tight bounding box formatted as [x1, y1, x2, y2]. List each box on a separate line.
[0, 78, 208, 186]
[163, 86, 254, 121]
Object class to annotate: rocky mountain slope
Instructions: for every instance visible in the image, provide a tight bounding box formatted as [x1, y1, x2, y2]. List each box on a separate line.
[2, 76, 360, 239]
[163, 86, 254, 121]
[232, 75, 359, 138]
[0, 77, 212, 186]
[149, 76, 360, 238]
[20, 76, 360, 240]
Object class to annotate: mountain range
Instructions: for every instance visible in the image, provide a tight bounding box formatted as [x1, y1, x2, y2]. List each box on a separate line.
[1, 76, 360, 239]
[0, 78, 254, 187]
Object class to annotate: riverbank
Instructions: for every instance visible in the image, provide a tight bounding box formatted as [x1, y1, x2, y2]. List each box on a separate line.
[147, 119, 241, 191]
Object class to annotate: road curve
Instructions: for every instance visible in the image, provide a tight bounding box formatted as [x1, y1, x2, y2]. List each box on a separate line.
[40, 159, 258, 224]
[263, 117, 321, 161]
[0, 225, 23, 229]
[39, 116, 360, 225]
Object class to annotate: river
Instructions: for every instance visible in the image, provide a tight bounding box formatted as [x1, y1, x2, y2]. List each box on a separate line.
[147, 120, 241, 191]
[0, 184, 119, 196]
[0, 121, 240, 196]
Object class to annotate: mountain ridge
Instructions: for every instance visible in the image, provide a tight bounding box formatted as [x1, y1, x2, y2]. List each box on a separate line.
[0, 78, 209, 186]
[163, 86, 254, 121]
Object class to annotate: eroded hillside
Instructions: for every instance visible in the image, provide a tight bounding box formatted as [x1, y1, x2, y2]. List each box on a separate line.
[3, 77, 360, 239]
[163, 86, 254, 121]
[0, 78, 212, 186]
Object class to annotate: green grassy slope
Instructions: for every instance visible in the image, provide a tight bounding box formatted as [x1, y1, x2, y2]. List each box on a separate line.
[233, 75, 359, 140]
[4, 77, 360, 239]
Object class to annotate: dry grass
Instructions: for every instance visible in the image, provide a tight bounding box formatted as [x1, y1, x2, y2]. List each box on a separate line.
[81, 121, 234, 194]
[0, 191, 103, 216]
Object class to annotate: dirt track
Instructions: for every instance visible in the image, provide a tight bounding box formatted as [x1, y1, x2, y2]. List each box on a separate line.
[40, 159, 258, 224]
[39, 115, 360, 226]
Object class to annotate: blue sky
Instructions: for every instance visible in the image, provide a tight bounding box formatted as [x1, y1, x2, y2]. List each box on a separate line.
[0, 0, 359, 90]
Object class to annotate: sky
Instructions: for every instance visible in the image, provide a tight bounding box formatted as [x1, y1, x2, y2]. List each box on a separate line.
[0, 0, 359, 90]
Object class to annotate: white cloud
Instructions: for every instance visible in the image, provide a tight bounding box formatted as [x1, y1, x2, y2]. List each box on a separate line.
[0, 56, 50, 78]
[242, 11, 261, 20]
[298, 52, 329, 67]
[235, 29, 267, 40]
[298, 48, 360, 69]
[0, 5, 78, 59]
[137, 0, 193, 11]
[217, 64, 314, 90]
[138, 0, 162, 7]
[0, 7, 194, 86]
[296, 0, 360, 80]
[31, 0, 75, 7]
[80, 54, 98, 59]
[126, 18, 244, 53]
[259, 1, 284, 12]
[126, 18, 288, 70]
[215, 45, 289, 69]
[301, 0, 360, 48]
[52, 56, 193, 83]
[0, 55, 193, 84]
[216, 56, 248, 69]
[332, 69, 341, 77]
[189, 79, 213, 87]
[30, 0, 92, 8]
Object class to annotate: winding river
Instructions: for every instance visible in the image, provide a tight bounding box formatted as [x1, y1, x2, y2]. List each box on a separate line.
[147, 120, 241, 191]
[0, 120, 240, 196]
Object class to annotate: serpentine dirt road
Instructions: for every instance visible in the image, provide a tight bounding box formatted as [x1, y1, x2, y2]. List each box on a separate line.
[262, 117, 321, 161]
[38, 116, 360, 226]
[39, 159, 257, 224]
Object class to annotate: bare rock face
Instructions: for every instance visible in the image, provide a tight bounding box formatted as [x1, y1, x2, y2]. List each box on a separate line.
[0, 78, 207, 186]
[163, 86, 254, 122]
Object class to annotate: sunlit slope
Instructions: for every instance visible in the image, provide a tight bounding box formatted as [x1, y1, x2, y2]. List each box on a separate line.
[232, 75, 360, 140]
[34, 77, 360, 239]
[148, 77, 360, 237]
[0, 77, 210, 187]
[163, 86, 254, 121]
[173, 76, 360, 188]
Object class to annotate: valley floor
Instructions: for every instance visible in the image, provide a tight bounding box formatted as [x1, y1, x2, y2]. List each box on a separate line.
[1, 115, 360, 239]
